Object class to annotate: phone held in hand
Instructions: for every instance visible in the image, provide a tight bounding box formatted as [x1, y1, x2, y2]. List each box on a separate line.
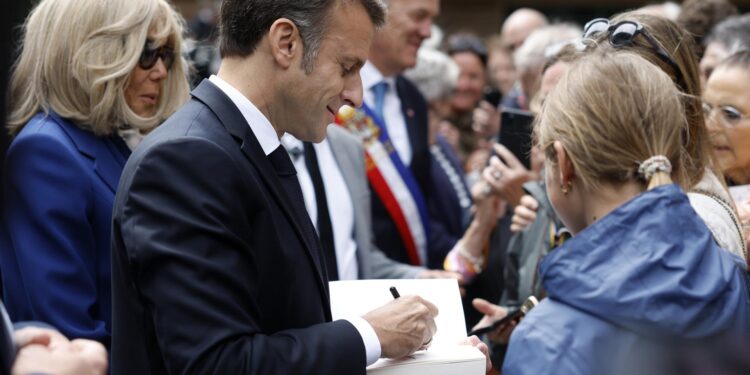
[498, 108, 534, 169]
[468, 296, 539, 336]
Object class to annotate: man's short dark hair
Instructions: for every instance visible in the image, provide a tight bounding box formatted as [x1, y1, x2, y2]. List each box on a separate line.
[219, 0, 386, 73]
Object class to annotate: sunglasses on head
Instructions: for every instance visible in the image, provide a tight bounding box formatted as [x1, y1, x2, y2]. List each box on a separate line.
[582, 18, 685, 89]
[139, 39, 175, 71]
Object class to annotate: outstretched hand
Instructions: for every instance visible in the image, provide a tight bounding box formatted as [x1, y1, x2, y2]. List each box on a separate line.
[471, 298, 517, 344]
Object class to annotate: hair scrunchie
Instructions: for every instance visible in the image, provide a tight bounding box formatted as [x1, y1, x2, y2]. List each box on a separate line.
[638, 155, 672, 181]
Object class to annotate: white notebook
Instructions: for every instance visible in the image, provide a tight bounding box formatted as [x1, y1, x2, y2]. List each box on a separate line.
[329, 279, 485, 375]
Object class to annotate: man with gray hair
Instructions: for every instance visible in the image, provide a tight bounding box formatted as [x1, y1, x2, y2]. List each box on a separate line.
[110, 1, 448, 374]
[498, 8, 548, 111]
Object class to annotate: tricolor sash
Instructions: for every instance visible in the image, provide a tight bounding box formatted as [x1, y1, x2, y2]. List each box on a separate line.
[335, 105, 430, 265]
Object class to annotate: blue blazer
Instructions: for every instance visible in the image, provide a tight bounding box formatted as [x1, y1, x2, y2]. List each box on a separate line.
[1, 112, 130, 347]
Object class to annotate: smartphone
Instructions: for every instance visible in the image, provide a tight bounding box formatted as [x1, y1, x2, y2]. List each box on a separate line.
[468, 296, 539, 336]
[468, 309, 522, 336]
[498, 108, 534, 169]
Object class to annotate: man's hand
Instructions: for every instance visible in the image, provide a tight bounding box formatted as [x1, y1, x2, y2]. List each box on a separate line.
[510, 194, 539, 233]
[363, 295, 439, 358]
[460, 335, 492, 373]
[12, 327, 108, 375]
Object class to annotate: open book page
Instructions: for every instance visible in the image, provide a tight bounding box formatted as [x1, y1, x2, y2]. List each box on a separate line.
[329, 279, 485, 374]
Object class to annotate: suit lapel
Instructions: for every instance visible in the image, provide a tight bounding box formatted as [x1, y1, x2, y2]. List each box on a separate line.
[190, 80, 330, 310]
[51, 113, 128, 193]
[396, 76, 420, 169]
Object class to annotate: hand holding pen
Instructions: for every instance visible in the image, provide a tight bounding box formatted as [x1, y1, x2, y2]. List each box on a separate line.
[361, 287, 438, 358]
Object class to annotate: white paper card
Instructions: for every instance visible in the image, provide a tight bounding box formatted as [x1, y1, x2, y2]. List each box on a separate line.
[329, 279, 485, 375]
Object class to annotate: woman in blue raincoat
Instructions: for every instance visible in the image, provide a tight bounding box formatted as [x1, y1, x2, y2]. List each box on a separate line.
[503, 51, 750, 375]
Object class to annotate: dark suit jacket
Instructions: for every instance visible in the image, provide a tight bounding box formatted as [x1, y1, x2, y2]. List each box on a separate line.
[1, 112, 129, 346]
[369, 76, 457, 268]
[110, 80, 366, 374]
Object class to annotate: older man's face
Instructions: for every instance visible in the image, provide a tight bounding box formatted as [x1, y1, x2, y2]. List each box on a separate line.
[369, 0, 439, 76]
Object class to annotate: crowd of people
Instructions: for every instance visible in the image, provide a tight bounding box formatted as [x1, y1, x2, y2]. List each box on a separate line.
[1, 0, 749, 374]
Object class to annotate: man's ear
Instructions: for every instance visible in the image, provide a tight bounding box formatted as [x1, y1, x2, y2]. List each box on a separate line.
[553, 141, 575, 187]
[267, 18, 300, 69]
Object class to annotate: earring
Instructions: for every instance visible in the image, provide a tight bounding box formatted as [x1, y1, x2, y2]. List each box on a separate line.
[561, 182, 572, 195]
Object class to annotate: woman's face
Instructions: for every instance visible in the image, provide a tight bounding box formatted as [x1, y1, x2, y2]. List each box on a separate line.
[703, 66, 750, 182]
[124, 36, 171, 118]
[450, 51, 486, 113]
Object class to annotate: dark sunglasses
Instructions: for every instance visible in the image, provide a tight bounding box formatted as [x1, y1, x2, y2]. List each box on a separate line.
[139, 39, 175, 70]
[582, 18, 685, 89]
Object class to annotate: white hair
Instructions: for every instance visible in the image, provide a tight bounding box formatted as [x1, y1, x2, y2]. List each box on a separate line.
[514, 23, 582, 71]
[403, 48, 460, 102]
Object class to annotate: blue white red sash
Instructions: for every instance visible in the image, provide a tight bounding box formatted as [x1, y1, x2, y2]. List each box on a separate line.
[335, 104, 430, 265]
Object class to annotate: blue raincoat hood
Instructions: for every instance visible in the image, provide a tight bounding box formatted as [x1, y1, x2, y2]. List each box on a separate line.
[503, 185, 750, 375]
[539, 184, 748, 338]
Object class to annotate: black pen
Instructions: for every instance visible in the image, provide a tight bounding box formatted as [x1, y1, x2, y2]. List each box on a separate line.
[390, 286, 400, 299]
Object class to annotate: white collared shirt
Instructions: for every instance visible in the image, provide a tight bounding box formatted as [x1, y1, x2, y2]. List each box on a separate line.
[208, 75, 279, 156]
[360, 62, 412, 165]
[280, 134, 359, 281]
[208, 75, 381, 365]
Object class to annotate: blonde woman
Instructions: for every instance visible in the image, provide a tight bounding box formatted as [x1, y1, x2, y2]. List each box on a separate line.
[2, 0, 188, 347]
[503, 52, 749, 374]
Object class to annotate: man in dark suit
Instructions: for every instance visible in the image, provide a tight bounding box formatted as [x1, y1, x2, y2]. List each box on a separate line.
[110, 1, 443, 374]
[362, 0, 459, 268]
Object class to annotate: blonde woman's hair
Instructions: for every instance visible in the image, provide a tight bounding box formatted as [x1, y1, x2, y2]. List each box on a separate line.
[8, 0, 189, 136]
[590, 12, 709, 189]
[536, 51, 688, 192]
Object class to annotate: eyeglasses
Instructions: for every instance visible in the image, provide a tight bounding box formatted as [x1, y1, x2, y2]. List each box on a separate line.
[702, 101, 750, 127]
[582, 18, 685, 89]
[138, 39, 175, 70]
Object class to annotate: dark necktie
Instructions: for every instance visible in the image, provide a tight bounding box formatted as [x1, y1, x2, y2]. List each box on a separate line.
[303, 143, 339, 281]
[266, 145, 326, 275]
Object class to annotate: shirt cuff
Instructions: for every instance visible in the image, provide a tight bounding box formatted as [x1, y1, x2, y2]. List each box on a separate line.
[344, 317, 381, 365]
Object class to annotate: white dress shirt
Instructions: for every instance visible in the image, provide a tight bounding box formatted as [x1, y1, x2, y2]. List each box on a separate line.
[280, 134, 359, 281]
[360, 62, 412, 165]
[208, 75, 381, 365]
